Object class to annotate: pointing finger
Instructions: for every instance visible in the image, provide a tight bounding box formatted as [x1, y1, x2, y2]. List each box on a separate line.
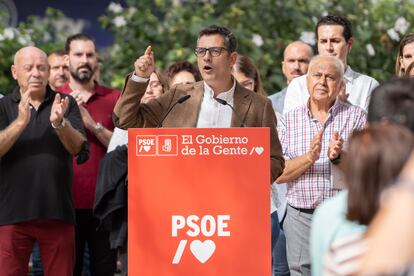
[149, 49, 155, 65]
[144, 45, 152, 56]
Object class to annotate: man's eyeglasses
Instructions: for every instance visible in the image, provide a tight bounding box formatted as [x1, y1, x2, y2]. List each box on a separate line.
[194, 47, 228, 57]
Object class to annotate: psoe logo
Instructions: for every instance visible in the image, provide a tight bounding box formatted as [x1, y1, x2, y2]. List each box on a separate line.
[171, 215, 231, 264]
[158, 135, 178, 156]
[136, 135, 157, 156]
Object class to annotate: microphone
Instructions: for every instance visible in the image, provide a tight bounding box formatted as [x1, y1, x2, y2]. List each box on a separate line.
[157, 95, 191, 127]
[214, 97, 245, 127]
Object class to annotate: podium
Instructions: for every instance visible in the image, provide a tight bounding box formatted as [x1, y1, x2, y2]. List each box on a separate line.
[128, 128, 270, 275]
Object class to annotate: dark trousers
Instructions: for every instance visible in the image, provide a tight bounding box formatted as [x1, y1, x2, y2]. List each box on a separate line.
[0, 219, 75, 276]
[74, 209, 116, 276]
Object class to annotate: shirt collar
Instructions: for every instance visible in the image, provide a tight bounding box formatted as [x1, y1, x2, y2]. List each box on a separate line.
[11, 85, 53, 103]
[60, 80, 104, 96]
[344, 65, 354, 83]
[305, 97, 344, 118]
[203, 79, 236, 104]
[93, 81, 106, 96]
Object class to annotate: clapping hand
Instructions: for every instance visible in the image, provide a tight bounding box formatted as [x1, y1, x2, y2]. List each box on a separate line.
[307, 130, 323, 163]
[50, 93, 69, 127]
[328, 131, 343, 160]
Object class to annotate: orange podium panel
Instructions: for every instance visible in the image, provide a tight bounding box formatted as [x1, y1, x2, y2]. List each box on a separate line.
[128, 128, 270, 276]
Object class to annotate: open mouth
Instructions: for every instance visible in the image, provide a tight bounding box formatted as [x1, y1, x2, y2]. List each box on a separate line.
[203, 65, 213, 73]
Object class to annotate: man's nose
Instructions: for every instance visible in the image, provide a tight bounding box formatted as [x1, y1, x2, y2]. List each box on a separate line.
[318, 75, 327, 85]
[80, 54, 88, 63]
[145, 85, 153, 94]
[203, 50, 212, 61]
[293, 61, 300, 70]
[32, 67, 41, 77]
[326, 41, 334, 51]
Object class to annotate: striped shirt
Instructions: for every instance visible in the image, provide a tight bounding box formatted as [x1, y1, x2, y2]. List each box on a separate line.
[278, 99, 367, 209]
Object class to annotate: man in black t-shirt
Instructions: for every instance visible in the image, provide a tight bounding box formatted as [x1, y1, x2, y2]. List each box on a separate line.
[0, 46, 87, 276]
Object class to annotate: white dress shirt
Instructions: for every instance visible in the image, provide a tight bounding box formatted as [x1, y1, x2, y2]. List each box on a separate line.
[131, 74, 236, 128]
[196, 81, 236, 128]
[107, 127, 128, 153]
[283, 66, 379, 114]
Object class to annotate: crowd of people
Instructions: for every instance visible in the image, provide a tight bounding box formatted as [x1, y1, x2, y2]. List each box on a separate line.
[0, 13, 414, 276]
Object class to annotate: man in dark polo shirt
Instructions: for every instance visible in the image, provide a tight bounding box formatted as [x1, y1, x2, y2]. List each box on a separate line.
[0, 46, 87, 276]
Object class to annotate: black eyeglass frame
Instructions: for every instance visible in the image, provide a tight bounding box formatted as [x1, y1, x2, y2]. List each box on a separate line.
[194, 47, 229, 57]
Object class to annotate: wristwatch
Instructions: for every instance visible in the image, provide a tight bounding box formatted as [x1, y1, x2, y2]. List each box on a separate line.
[51, 118, 67, 130]
[94, 122, 104, 134]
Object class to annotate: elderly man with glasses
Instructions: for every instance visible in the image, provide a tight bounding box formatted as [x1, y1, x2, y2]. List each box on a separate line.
[113, 24, 284, 183]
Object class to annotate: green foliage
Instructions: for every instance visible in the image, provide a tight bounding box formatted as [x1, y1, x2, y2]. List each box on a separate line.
[1, 1, 414, 94]
[99, 0, 414, 93]
[0, 8, 85, 94]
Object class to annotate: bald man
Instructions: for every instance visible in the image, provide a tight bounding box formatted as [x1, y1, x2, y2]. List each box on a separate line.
[268, 40, 313, 276]
[270, 41, 313, 114]
[0, 46, 87, 276]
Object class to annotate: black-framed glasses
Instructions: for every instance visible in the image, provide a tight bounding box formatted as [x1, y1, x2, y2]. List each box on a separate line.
[194, 47, 228, 57]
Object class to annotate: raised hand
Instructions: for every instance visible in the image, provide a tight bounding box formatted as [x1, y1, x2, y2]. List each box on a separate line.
[70, 90, 92, 105]
[78, 105, 97, 131]
[50, 93, 69, 127]
[134, 46, 155, 78]
[328, 131, 343, 160]
[17, 88, 32, 126]
[307, 130, 323, 163]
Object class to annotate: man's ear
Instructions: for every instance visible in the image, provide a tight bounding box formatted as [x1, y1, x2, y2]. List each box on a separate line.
[347, 37, 354, 54]
[64, 54, 70, 66]
[338, 79, 345, 92]
[229, 51, 238, 67]
[11, 65, 17, 80]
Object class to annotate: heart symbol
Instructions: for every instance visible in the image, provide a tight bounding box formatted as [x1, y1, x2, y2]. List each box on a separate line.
[255, 147, 264, 155]
[143, 145, 151, 152]
[190, 240, 216, 263]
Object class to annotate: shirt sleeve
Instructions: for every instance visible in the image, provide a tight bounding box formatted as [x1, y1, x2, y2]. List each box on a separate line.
[355, 109, 368, 131]
[130, 73, 150, 83]
[62, 94, 85, 136]
[277, 114, 289, 160]
[0, 99, 8, 131]
[284, 76, 310, 114]
[362, 78, 380, 111]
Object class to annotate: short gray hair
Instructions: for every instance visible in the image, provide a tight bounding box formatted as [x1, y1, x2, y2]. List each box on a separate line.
[308, 55, 344, 79]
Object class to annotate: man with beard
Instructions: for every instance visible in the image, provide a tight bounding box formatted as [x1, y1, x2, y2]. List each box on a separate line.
[59, 34, 119, 276]
[48, 50, 70, 90]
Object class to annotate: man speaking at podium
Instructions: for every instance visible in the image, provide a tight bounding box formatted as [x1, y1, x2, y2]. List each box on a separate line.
[113, 25, 284, 182]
